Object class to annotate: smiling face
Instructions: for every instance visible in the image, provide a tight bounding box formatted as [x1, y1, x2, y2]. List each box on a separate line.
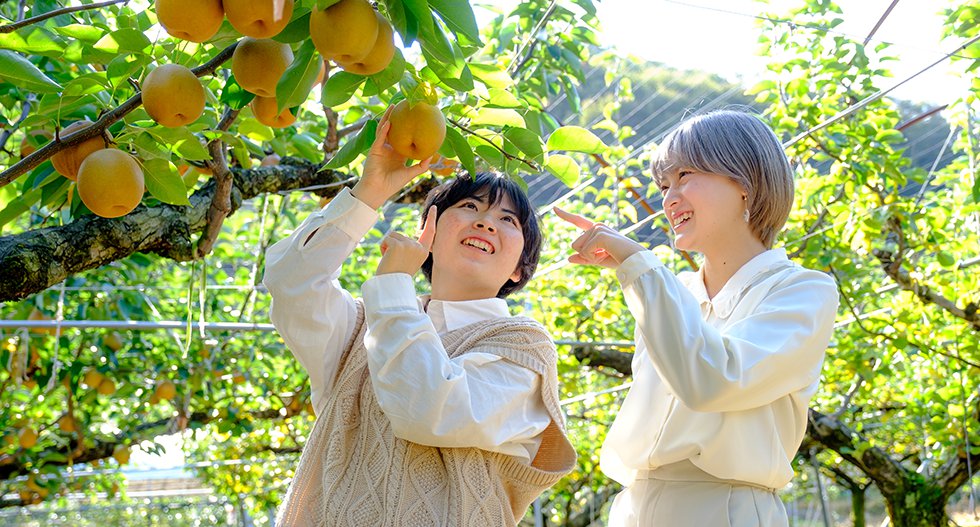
[659, 169, 756, 257]
[428, 192, 525, 301]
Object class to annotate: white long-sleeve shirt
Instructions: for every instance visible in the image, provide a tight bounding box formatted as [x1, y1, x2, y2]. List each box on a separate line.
[262, 188, 551, 463]
[600, 249, 838, 489]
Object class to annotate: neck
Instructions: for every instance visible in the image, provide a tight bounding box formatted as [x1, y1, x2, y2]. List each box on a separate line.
[701, 239, 767, 299]
[430, 277, 500, 302]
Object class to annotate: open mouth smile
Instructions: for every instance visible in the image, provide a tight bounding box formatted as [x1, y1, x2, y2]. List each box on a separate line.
[461, 237, 495, 254]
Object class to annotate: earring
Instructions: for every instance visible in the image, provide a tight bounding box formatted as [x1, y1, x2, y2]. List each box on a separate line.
[743, 209, 750, 223]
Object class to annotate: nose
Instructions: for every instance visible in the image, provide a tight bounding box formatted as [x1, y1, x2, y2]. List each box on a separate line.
[474, 214, 496, 232]
[662, 186, 680, 212]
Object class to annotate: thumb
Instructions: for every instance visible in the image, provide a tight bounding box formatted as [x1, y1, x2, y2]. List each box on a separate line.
[417, 205, 437, 250]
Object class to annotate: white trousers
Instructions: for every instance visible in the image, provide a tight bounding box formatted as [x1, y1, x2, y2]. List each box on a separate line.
[606, 461, 789, 527]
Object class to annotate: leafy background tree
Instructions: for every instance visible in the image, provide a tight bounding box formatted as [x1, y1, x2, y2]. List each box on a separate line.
[0, 0, 978, 525]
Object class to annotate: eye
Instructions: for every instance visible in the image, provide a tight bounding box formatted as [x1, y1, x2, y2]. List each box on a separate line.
[678, 170, 691, 179]
[501, 215, 517, 225]
[659, 185, 669, 194]
[459, 201, 479, 209]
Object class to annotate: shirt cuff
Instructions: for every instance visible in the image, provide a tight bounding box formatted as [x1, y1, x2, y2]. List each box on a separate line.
[616, 250, 664, 287]
[362, 273, 420, 312]
[311, 187, 379, 241]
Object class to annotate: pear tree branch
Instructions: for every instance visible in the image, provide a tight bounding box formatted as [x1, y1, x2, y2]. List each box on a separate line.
[196, 107, 240, 258]
[0, 42, 238, 188]
[0, 0, 128, 33]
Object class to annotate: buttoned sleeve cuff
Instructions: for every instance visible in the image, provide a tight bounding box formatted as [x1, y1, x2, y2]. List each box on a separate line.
[303, 188, 379, 248]
[616, 250, 665, 287]
[362, 273, 420, 312]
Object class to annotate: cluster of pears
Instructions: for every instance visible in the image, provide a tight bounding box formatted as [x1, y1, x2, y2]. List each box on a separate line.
[155, 0, 294, 43]
[45, 121, 145, 219]
[310, 0, 396, 76]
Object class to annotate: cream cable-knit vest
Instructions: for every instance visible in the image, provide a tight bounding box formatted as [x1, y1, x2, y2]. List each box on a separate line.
[276, 300, 576, 527]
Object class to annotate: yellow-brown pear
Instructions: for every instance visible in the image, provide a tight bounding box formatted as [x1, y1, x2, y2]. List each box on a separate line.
[387, 100, 446, 160]
[50, 121, 109, 181]
[309, 0, 379, 63]
[155, 0, 225, 43]
[336, 13, 395, 76]
[250, 96, 296, 128]
[231, 37, 294, 97]
[141, 64, 206, 127]
[224, 0, 294, 38]
[76, 150, 145, 219]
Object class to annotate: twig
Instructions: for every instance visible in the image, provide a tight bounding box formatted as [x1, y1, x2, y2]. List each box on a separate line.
[0, 42, 237, 188]
[323, 107, 339, 156]
[447, 117, 540, 172]
[0, 0, 128, 33]
[337, 119, 368, 139]
[508, 0, 559, 76]
[0, 96, 33, 155]
[196, 107, 239, 258]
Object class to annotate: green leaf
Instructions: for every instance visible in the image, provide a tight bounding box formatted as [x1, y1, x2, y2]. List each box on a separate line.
[474, 144, 504, 170]
[503, 127, 543, 161]
[874, 129, 904, 144]
[418, 13, 455, 64]
[62, 75, 109, 97]
[937, 251, 956, 268]
[470, 108, 525, 128]
[276, 41, 321, 113]
[0, 50, 62, 93]
[107, 54, 149, 90]
[362, 49, 405, 97]
[973, 172, 980, 203]
[53, 24, 104, 42]
[273, 11, 312, 44]
[486, 88, 522, 108]
[546, 126, 606, 154]
[323, 120, 378, 169]
[421, 47, 473, 91]
[544, 154, 580, 186]
[469, 63, 513, 89]
[444, 126, 476, 176]
[387, 0, 420, 46]
[220, 76, 255, 111]
[292, 133, 323, 162]
[321, 71, 365, 107]
[427, 0, 482, 45]
[238, 119, 276, 143]
[93, 29, 151, 55]
[0, 27, 65, 55]
[132, 132, 172, 161]
[142, 159, 191, 206]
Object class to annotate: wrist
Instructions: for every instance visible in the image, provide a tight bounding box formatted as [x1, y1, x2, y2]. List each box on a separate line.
[350, 182, 387, 210]
[611, 239, 644, 266]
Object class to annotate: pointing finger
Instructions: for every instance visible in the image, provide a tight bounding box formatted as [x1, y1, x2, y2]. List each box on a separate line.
[553, 206, 595, 230]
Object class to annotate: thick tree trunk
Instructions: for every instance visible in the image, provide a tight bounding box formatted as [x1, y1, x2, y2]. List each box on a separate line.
[883, 483, 950, 527]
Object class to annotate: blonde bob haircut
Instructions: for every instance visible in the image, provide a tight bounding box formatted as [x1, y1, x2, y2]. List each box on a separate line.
[650, 109, 794, 248]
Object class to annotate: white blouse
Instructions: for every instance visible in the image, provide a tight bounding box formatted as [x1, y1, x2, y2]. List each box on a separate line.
[262, 188, 550, 463]
[600, 249, 839, 489]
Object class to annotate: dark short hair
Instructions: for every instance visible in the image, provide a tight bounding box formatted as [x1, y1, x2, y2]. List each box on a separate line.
[420, 173, 542, 298]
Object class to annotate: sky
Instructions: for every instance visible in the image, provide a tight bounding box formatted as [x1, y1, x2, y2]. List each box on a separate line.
[594, 0, 969, 106]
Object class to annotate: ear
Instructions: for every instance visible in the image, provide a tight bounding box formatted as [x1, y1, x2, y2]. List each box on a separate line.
[509, 266, 522, 283]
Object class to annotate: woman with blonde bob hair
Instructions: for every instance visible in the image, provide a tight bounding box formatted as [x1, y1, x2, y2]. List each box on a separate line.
[556, 109, 839, 526]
